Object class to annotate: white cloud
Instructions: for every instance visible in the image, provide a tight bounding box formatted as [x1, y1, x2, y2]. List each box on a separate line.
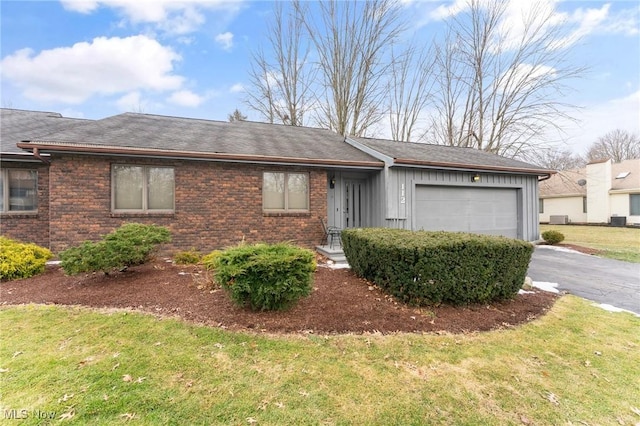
[215, 32, 234, 51]
[229, 83, 244, 93]
[601, 7, 640, 36]
[168, 89, 205, 107]
[549, 4, 610, 50]
[176, 36, 196, 45]
[428, 0, 469, 20]
[60, 0, 100, 14]
[428, 0, 619, 51]
[499, 63, 557, 92]
[59, 108, 86, 119]
[116, 91, 142, 111]
[0, 35, 183, 104]
[160, 6, 205, 35]
[558, 90, 640, 154]
[61, 0, 243, 35]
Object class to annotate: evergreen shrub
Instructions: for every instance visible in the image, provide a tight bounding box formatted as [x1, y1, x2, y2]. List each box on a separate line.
[0, 237, 53, 280]
[541, 230, 565, 245]
[213, 243, 316, 311]
[59, 223, 171, 275]
[342, 228, 533, 305]
[174, 249, 202, 265]
[202, 250, 223, 270]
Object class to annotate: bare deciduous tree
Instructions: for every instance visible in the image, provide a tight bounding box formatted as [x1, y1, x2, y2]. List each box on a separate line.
[388, 42, 435, 142]
[428, 0, 584, 158]
[586, 129, 640, 163]
[245, 2, 314, 126]
[296, 0, 406, 136]
[245, 51, 277, 124]
[527, 147, 585, 170]
[227, 108, 247, 122]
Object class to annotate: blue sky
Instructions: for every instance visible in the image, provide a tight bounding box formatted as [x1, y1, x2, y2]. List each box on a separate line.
[1, 0, 638, 156]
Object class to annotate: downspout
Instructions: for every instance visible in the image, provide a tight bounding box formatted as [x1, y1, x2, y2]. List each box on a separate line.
[538, 173, 552, 182]
[32, 147, 51, 164]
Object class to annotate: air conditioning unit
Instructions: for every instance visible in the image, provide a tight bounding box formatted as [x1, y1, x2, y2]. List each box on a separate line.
[549, 215, 569, 225]
[610, 216, 626, 227]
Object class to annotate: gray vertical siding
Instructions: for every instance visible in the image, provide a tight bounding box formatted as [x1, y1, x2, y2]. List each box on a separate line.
[327, 170, 379, 229]
[381, 167, 541, 241]
[328, 166, 541, 241]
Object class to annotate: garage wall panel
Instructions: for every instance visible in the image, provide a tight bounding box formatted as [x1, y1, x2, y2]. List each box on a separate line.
[383, 167, 540, 241]
[415, 186, 519, 238]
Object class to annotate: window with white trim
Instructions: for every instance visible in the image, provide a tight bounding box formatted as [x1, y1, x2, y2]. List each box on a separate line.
[0, 169, 38, 212]
[112, 165, 174, 212]
[263, 172, 309, 212]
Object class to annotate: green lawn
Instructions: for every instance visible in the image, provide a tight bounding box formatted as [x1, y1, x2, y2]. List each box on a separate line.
[1, 300, 639, 425]
[540, 224, 640, 263]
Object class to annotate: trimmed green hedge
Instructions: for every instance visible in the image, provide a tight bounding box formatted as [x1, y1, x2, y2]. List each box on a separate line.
[59, 223, 171, 275]
[0, 237, 53, 281]
[342, 228, 533, 305]
[211, 243, 316, 311]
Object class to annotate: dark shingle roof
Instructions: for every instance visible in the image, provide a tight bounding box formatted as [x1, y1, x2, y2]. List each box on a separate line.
[24, 112, 381, 166]
[11, 110, 552, 174]
[350, 136, 552, 174]
[1, 108, 89, 154]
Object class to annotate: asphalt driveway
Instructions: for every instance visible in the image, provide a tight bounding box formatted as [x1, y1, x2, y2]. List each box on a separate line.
[527, 246, 640, 315]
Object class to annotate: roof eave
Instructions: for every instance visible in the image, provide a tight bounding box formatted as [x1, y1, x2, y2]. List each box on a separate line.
[344, 137, 394, 166]
[0, 151, 49, 163]
[16, 142, 384, 169]
[393, 158, 555, 176]
[539, 193, 586, 199]
[609, 188, 640, 194]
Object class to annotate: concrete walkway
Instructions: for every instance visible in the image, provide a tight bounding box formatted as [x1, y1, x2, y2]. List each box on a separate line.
[527, 246, 640, 315]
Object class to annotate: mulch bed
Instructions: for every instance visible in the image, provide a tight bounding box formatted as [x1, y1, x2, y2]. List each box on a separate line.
[0, 256, 560, 335]
[543, 243, 601, 256]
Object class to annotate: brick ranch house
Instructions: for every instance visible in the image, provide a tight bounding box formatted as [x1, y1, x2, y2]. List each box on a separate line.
[1, 108, 553, 254]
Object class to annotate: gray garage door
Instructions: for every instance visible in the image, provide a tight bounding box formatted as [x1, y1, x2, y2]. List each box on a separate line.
[414, 186, 519, 238]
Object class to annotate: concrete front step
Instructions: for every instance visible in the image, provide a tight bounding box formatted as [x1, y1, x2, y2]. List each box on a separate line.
[316, 245, 350, 268]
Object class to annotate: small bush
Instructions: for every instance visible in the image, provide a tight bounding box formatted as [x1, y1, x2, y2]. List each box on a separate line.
[202, 250, 223, 270]
[342, 228, 533, 306]
[541, 230, 565, 245]
[214, 243, 316, 311]
[0, 237, 53, 281]
[174, 249, 202, 265]
[59, 223, 171, 275]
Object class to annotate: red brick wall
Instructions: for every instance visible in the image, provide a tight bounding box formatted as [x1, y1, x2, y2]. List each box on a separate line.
[48, 155, 327, 254]
[0, 162, 50, 247]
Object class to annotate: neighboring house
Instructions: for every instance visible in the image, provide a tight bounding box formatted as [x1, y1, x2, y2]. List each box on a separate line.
[0, 109, 88, 247]
[1, 108, 552, 253]
[539, 158, 640, 225]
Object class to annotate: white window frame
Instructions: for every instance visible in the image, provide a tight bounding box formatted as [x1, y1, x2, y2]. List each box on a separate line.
[111, 165, 175, 213]
[0, 168, 38, 213]
[262, 171, 310, 213]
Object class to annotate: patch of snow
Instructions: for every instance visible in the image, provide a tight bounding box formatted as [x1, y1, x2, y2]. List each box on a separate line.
[536, 245, 590, 256]
[46, 260, 62, 265]
[531, 281, 560, 293]
[518, 289, 536, 295]
[327, 263, 351, 270]
[592, 303, 640, 317]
